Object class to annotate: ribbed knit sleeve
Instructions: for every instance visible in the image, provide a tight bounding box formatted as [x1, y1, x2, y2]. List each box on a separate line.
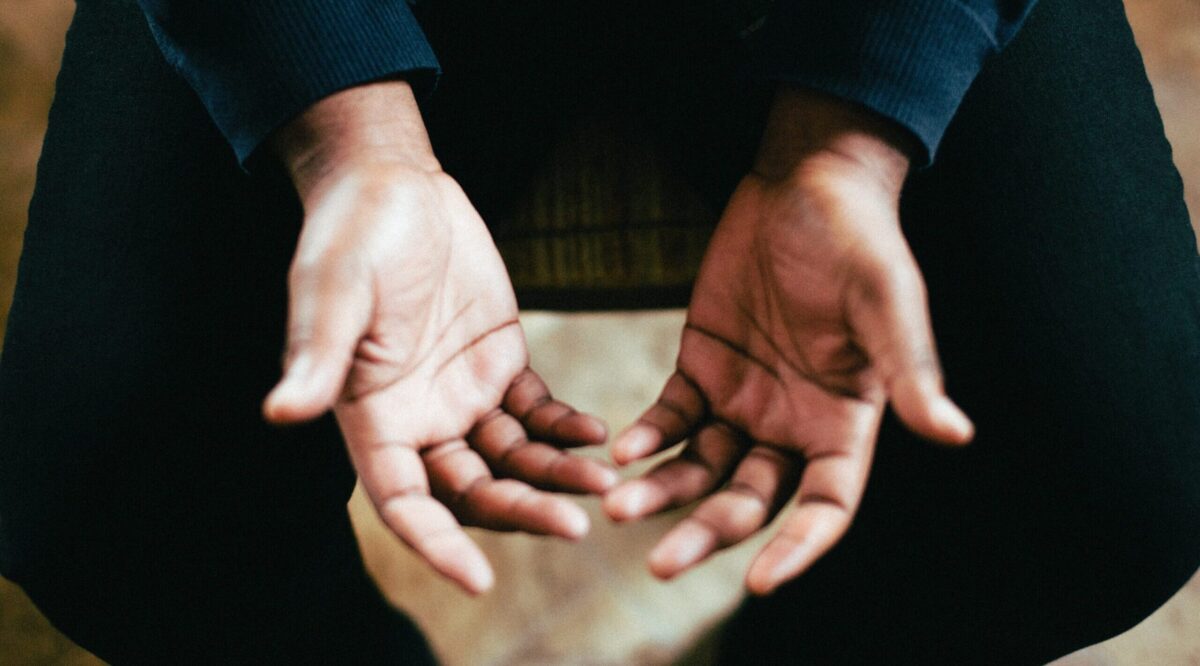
[136, 0, 441, 166]
[760, 0, 1038, 164]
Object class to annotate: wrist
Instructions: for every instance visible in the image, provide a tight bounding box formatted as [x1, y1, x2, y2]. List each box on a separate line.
[752, 86, 915, 195]
[271, 79, 442, 199]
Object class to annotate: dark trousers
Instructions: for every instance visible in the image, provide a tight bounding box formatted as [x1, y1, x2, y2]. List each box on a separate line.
[1, 0, 1198, 664]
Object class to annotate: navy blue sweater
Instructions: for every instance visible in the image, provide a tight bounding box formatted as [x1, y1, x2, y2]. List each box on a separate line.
[135, 0, 1037, 166]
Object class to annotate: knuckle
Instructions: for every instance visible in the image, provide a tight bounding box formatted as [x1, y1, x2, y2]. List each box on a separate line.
[702, 495, 768, 541]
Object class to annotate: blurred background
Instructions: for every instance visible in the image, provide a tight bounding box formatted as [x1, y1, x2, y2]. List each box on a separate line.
[1, 1, 1198, 664]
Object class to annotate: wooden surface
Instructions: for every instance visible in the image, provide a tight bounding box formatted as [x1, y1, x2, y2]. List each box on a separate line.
[1, 2, 1198, 664]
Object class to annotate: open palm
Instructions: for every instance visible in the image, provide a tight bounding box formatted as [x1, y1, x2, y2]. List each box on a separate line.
[605, 163, 973, 594]
[265, 165, 614, 594]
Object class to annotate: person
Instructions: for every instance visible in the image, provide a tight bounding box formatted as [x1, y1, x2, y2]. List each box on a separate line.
[0, 0, 1197, 664]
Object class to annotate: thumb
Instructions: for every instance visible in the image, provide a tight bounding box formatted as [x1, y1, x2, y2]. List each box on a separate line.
[263, 260, 372, 424]
[850, 258, 974, 446]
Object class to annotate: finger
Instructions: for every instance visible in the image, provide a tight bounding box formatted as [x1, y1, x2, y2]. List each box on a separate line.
[456, 478, 591, 539]
[353, 442, 494, 595]
[263, 259, 372, 424]
[744, 446, 871, 595]
[647, 446, 801, 579]
[504, 368, 608, 446]
[469, 409, 619, 494]
[604, 423, 742, 522]
[423, 441, 590, 540]
[377, 495, 495, 596]
[611, 372, 707, 466]
[848, 260, 973, 445]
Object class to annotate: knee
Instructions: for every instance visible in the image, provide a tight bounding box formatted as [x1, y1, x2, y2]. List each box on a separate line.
[1037, 513, 1200, 658]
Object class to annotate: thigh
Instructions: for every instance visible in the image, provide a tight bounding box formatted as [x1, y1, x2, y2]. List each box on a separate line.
[724, 0, 1200, 663]
[0, 2, 431, 662]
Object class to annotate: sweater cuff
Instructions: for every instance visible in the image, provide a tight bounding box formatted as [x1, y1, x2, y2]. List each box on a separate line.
[759, 0, 1001, 165]
[139, 0, 441, 167]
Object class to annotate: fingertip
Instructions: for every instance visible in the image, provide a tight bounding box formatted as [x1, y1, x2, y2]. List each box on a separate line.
[744, 557, 788, 597]
[648, 553, 680, 581]
[548, 458, 619, 496]
[551, 413, 610, 446]
[746, 537, 817, 597]
[589, 465, 621, 494]
[559, 503, 591, 541]
[464, 570, 495, 597]
[601, 494, 626, 523]
[915, 396, 974, 446]
[647, 540, 676, 579]
[744, 572, 778, 597]
[457, 554, 496, 597]
[262, 382, 322, 425]
[611, 424, 659, 466]
[262, 355, 343, 424]
[602, 481, 650, 522]
[647, 531, 709, 580]
[262, 391, 288, 424]
[893, 380, 975, 446]
[933, 397, 975, 445]
[578, 415, 609, 444]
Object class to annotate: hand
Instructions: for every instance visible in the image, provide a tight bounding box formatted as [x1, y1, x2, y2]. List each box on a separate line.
[604, 88, 974, 595]
[262, 81, 616, 595]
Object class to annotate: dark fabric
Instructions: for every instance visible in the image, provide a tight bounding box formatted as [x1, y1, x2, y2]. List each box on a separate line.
[134, 0, 440, 165]
[0, 0, 1197, 664]
[0, 3, 434, 663]
[760, 0, 1039, 163]
[131, 0, 1034, 168]
[723, 0, 1200, 663]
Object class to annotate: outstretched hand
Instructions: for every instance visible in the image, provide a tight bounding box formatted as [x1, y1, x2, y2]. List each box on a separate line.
[262, 81, 615, 595]
[604, 88, 974, 595]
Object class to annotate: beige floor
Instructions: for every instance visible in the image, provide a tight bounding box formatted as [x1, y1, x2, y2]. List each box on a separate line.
[353, 310, 764, 666]
[2, 1, 1200, 664]
[353, 310, 1200, 666]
